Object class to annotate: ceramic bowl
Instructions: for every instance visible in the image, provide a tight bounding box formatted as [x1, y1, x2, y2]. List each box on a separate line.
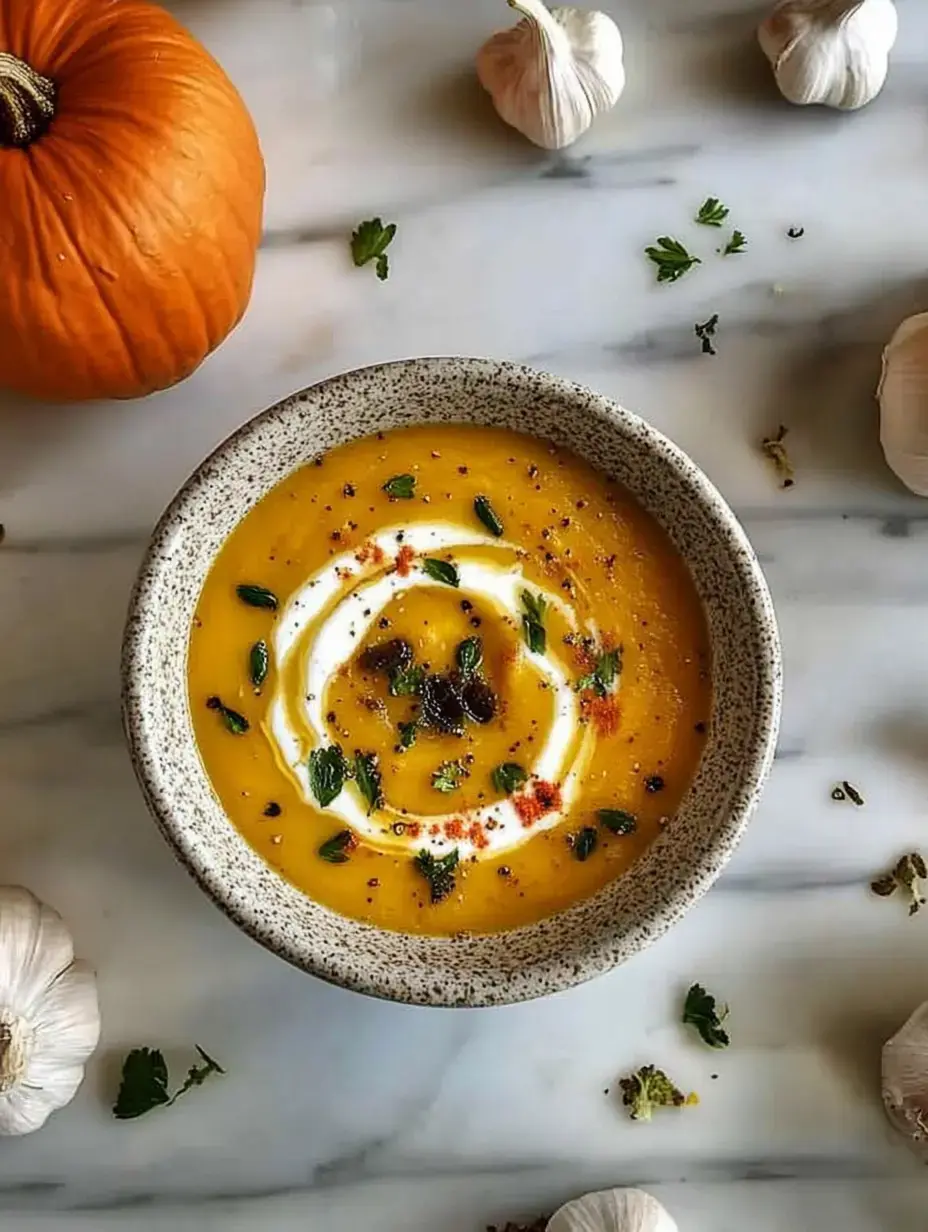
[122, 358, 781, 1007]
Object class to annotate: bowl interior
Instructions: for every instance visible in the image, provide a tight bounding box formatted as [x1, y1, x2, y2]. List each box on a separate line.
[122, 358, 781, 1007]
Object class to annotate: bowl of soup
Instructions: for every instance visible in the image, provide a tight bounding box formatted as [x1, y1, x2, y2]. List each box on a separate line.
[122, 358, 780, 1006]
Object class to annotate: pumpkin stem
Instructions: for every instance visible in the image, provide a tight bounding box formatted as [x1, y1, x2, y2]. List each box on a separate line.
[0, 53, 56, 149]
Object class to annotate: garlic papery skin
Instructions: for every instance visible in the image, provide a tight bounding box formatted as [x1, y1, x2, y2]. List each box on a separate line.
[882, 999, 928, 1161]
[878, 313, 928, 497]
[758, 0, 897, 111]
[547, 1187, 679, 1232]
[476, 0, 625, 150]
[0, 887, 100, 1135]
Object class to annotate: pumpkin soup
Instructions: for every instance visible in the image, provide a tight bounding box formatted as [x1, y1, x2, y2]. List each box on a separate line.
[188, 424, 711, 935]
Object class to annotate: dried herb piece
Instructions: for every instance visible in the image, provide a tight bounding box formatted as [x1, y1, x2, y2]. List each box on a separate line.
[382, 474, 416, 500]
[871, 852, 928, 915]
[421, 558, 460, 587]
[722, 229, 747, 255]
[389, 664, 424, 697]
[683, 983, 730, 1049]
[432, 760, 468, 793]
[576, 647, 621, 696]
[318, 830, 356, 864]
[474, 495, 504, 537]
[645, 236, 702, 284]
[572, 826, 598, 861]
[113, 1045, 223, 1120]
[521, 589, 547, 655]
[598, 808, 637, 835]
[397, 720, 418, 750]
[205, 696, 249, 735]
[359, 638, 413, 675]
[353, 751, 384, 815]
[414, 848, 459, 903]
[831, 786, 846, 801]
[249, 640, 269, 688]
[695, 314, 719, 356]
[350, 217, 396, 280]
[308, 745, 348, 808]
[460, 675, 497, 724]
[842, 781, 865, 807]
[456, 636, 483, 676]
[761, 425, 794, 488]
[695, 197, 729, 227]
[235, 584, 278, 610]
[787, 226, 805, 238]
[619, 1065, 695, 1121]
[419, 673, 466, 734]
[492, 763, 528, 795]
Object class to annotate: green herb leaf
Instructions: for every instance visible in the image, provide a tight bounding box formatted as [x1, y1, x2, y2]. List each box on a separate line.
[695, 197, 729, 227]
[309, 745, 348, 808]
[598, 808, 637, 835]
[572, 826, 598, 861]
[249, 640, 269, 688]
[171, 1046, 225, 1104]
[432, 760, 468, 793]
[456, 636, 483, 676]
[722, 229, 747, 256]
[318, 829, 356, 863]
[351, 217, 397, 280]
[421, 558, 460, 587]
[354, 751, 384, 815]
[695, 314, 719, 356]
[492, 762, 528, 795]
[113, 1045, 223, 1120]
[619, 1065, 694, 1121]
[414, 848, 459, 903]
[397, 720, 418, 750]
[206, 696, 250, 735]
[382, 474, 416, 500]
[389, 664, 424, 696]
[235, 584, 278, 611]
[683, 983, 730, 1049]
[645, 236, 702, 284]
[474, 494, 504, 537]
[576, 647, 621, 696]
[521, 589, 547, 655]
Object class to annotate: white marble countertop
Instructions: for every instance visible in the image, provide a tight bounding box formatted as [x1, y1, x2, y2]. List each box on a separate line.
[2, 0, 928, 1226]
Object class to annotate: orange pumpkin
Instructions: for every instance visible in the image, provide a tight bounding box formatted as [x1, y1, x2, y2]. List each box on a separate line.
[0, 0, 265, 402]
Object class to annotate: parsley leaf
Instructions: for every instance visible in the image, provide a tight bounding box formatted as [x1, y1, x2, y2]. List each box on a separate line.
[113, 1045, 224, 1120]
[308, 745, 348, 807]
[695, 197, 729, 227]
[455, 636, 483, 676]
[598, 808, 637, 835]
[249, 640, 269, 688]
[205, 696, 249, 735]
[474, 495, 504, 537]
[414, 848, 459, 903]
[389, 664, 424, 697]
[353, 751, 384, 815]
[521, 589, 547, 655]
[694, 314, 719, 356]
[382, 474, 416, 499]
[645, 236, 701, 284]
[722, 229, 747, 256]
[318, 829, 356, 863]
[235, 583, 278, 610]
[683, 982, 730, 1048]
[431, 760, 468, 793]
[572, 826, 598, 861]
[421, 558, 460, 587]
[397, 719, 418, 750]
[619, 1065, 695, 1121]
[350, 217, 397, 281]
[576, 647, 621, 696]
[492, 762, 528, 795]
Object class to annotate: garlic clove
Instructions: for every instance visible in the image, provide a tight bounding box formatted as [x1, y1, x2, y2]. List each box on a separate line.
[878, 312, 928, 496]
[0, 887, 76, 1015]
[882, 999, 928, 1160]
[758, 0, 898, 111]
[547, 1187, 679, 1232]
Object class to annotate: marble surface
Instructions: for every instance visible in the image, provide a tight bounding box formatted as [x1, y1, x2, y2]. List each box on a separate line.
[2, 0, 928, 1225]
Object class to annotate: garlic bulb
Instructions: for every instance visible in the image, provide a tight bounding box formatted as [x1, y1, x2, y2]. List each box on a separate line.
[548, 1188, 679, 1232]
[878, 312, 928, 496]
[0, 887, 100, 1135]
[882, 999, 928, 1161]
[476, 0, 625, 150]
[758, 0, 897, 111]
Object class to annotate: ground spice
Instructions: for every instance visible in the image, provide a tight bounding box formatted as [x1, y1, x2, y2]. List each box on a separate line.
[513, 778, 562, 827]
[395, 544, 415, 576]
[580, 691, 620, 736]
[355, 540, 386, 566]
[444, 818, 465, 840]
[468, 821, 489, 850]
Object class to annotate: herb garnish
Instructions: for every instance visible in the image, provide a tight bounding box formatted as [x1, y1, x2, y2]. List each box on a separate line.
[787, 226, 805, 238]
[695, 197, 729, 227]
[474, 495, 504, 537]
[619, 1065, 695, 1121]
[419, 673, 466, 734]
[205, 696, 249, 735]
[113, 1045, 224, 1120]
[695, 314, 719, 356]
[249, 640, 269, 688]
[360, 637, 414, 677]
[382, 474, 416, 500]
[461, 676, 497, 723]
[308, 745, 349, 807]
[397, 720, 418, 750]
[871, 852, 927, 915]
[521, 589, 547, 655]
[236, 583, 278, 611]
[353, 751, 384, 814]
[598, 808, 637, 835]
[456, 636, 483, 676]
[645, 236, 702, 284]
[350, 217, 396, 281]
[683, 983, 730, 1049]
[761, 424, 794, 488]
[572, 826, 598, 861]
[432, 760, 468, 793]
[722, 229, 747, 256]
[492, 763, 528, 795]
[389, 664, 424, 696]
[318, 830, 356, 864]
[576, 647, 621, 696]
[414, 848, 459, 903]
[833, 780, 864, 806]
[421, 558, 460, 587]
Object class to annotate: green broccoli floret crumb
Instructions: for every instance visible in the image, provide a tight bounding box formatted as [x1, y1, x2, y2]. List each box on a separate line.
[619, 1064, 697, 1121]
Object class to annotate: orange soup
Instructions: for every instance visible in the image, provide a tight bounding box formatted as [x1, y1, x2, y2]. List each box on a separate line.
[189, 425, 711, 935]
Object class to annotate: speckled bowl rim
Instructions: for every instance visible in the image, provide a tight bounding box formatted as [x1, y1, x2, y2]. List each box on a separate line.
[122, 358, 781, 1007]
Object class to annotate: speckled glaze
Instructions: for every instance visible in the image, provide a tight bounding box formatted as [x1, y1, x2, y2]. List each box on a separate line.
[121, 358, 781, 1007]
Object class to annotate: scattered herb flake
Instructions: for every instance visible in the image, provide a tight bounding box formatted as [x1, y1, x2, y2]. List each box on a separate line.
[389, 664, 424, 697]
[842, 781, 865, 807]
[761, 425, 795, 488]
[308, 744, 348, 808]
[572, 826, 598, 861]
[492, 763, 529, 795]
[249, 640, 269, 688]
[645, 235, 702, 284]
[831, 786, 846, 802]
[382, 474, 416, 500]
[787, 226, 805, 239]
[235, 583, 278, 611]
[353, 751, 384, 815]
[722, 229, 747, 256]
[397, 719, 418, 750]
[521, 589, 547, 655]
[619, 1065, 695, 1121]
[350, 217, 396, 281]
[695, 197, 729, 227]
[414, 847, 459, 903]
[871, 852, 928, 915]
[598, 808, 637, 835]
[205, 696, 249, 735]
[683, 983, 730, 1049]
[421, 557, 460, 587]
[456, 636, 483, 676]
[474, 495, 504, 537]
[695, 313, 719, 356]
[113, 1045, 223, 1120]
[318, 829, 356, 863]
[432, 760, 468, 793]
[576, 647, 622, 696]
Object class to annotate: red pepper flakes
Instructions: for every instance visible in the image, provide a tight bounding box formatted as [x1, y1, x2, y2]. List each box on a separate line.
[581, 691, 620, 736]
[355, 540, 386, 567]
[429, 823, 441, 836]
[344, 832, 359, 854]
[335, 567, 354, 582]
[468, 821, 489, 850]
[444, 818, 465, 840]
[513, 778, 562, 827]
[395, 544, 415, 576]
[405, 821, 421, 838]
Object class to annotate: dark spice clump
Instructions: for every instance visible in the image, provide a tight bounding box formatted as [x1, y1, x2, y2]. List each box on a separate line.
[419, 673, 467, 735]
[645, 775, 665, 794]
[461, 675, 497, 724]
[358, 638, 413, 676]
[263, 802, 282, 818]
